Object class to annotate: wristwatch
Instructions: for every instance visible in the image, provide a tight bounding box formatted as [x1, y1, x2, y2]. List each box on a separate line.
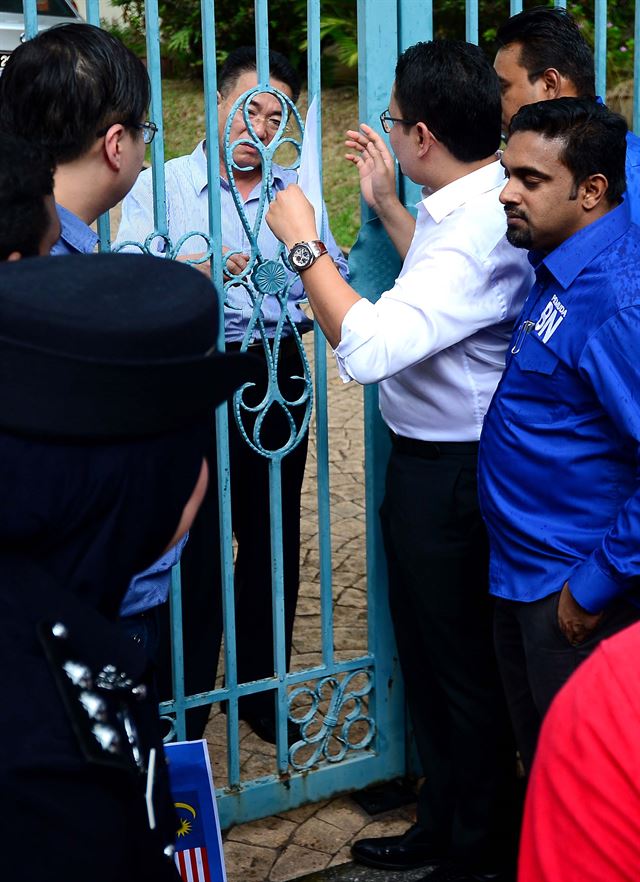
[288, 240, 328, 271]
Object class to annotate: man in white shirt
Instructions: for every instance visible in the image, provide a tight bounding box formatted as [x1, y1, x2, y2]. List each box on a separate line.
[267, 39, 532, 882]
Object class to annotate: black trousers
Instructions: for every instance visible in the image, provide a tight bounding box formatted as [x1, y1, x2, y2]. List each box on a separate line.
[158, 345, 308, 738]
[381, 444, 519, 873]
[494, 591, 640, 771]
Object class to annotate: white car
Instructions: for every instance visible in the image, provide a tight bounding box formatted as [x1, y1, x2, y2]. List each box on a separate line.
[1, 0, 82, 74]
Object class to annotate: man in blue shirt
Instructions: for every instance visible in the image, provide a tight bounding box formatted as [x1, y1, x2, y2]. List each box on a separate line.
[116, 48, 348, 742]
[494, 6, 640, 222]
[479, 98, 640, 771]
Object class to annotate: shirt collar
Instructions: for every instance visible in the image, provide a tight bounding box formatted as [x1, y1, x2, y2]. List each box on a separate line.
[56, 203, 99, 254]
[539, 198, 631, 289]
[192, 140, 286, 196]
[420, 157, 505, 224]
[189, 140, 209, 195]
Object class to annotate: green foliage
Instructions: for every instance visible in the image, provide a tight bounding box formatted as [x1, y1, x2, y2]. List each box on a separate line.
[108, 0, 635, 89]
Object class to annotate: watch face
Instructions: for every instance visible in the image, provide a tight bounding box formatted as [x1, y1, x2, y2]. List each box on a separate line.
[290, 243, 313, 270]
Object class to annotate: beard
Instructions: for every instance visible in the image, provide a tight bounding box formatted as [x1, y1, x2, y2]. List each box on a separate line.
[506, 224, 534, 249]
[504, 207, 533, 249]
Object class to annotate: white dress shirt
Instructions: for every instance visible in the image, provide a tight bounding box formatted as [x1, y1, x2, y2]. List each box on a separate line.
[334, 159, 533, 441]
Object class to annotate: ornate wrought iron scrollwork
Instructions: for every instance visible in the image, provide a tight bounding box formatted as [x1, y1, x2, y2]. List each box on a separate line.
[287, 670, 376, 771]
[222, 86, 312, 461]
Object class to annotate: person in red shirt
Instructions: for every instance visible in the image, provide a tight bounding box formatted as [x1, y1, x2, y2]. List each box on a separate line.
[519, 620, 640, 882]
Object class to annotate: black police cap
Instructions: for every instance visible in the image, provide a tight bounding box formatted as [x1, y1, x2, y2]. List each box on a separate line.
[0, 252, 258, 439]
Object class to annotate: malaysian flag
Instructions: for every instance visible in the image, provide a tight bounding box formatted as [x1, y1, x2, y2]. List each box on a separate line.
[165, 741, 226, 882]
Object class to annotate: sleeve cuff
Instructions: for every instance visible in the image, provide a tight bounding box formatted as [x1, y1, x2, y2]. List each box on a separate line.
[569, 551, 627, 613]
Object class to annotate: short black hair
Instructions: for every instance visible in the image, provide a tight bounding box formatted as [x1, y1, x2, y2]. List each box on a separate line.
[218, 46, 301, 103]
[509, 97, 627, 204]
[394, 39, 501, 163]
[0, 133, 54, 260]
[496, 7, 595, 98]
[0, 23, 150, 165]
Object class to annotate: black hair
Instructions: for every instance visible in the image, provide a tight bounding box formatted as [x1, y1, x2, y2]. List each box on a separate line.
[0, 133, 55, 260]
[496, 7, 595, 98]
[0, 23, 150, 165]
[394, 39, 501, 163]
[218, 46, 301, 103]
[509, 97, 627, 203]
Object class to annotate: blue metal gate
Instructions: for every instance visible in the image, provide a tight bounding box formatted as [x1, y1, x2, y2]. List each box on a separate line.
[21, 0, 640, 831]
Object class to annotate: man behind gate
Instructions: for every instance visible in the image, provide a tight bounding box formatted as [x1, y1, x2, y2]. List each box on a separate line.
[267, 39, 532, 882]
[116, 47, 348, 742]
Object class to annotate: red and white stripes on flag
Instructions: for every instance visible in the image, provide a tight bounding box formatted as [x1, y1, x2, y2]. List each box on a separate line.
[175, 847, 212, 882]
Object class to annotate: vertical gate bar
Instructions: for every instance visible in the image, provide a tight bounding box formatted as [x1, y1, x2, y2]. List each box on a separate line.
[357, 0, 406, 765]
[510, 0, 523, 14]
[22, 0, 36, 40]
[144, 0, 168, 244]
[85, 2, 100, 27]
[255, 0, 287, 770]
[85, 0, 111, 250]
[307, 0, 335, 667]
[635, 0, 640, 135]
[255, 0, 270, 83]
[594, 0, 607, 100]
[200, 0, 241, 786]
[357, 0, 399, 225]
[465, 0, 479, 45]
[169, 564, 187, 741]
[269, 458, 289, 772]
[398, 0, 433, 206]
[399, 0, 432, 47]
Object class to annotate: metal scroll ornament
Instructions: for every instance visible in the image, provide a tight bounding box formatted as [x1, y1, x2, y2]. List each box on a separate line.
[287, 670, 376, 771]
[223, 87, 312, 461]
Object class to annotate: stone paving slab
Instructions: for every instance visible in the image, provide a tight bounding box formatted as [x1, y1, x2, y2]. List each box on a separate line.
[295, 861, 431, 882]
[223, 796, 417, 882]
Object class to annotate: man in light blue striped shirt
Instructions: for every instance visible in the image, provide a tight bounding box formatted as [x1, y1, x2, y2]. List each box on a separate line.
[117, 47, 348, 742]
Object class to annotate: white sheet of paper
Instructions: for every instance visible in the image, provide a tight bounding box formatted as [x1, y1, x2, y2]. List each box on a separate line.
[297, 95, 324, 238]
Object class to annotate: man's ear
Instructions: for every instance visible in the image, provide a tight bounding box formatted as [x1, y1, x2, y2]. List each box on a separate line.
[6, 251, 22, 262]
[581, 173, 609, 211]
[415, 121, 436, 157]
[540, 67, 563, 98]
[217, 90, 223, 106]
[102, 123, 127, 172]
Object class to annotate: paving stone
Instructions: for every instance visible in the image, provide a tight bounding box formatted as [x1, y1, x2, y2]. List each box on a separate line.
[270, 845, 331, 882]
[226, 815, 298, 849]
[276, 800, 330, 824]
[355, 817, 413, 840]
[315, 797, 371, 835]
[335, 588, 367, 609]
[290, 652, 324, 671]
[333, 606, 367, 627]
[328, 846, 354, 868]
[334, 626, 367, 652]
[292, 816, 354, 854]
[222, 840, 277, 882]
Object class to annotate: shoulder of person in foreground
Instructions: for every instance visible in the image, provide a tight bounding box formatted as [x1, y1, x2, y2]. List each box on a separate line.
[519, 620, 640, 882]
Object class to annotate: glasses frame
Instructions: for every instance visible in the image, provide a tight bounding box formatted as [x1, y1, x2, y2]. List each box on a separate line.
[131, 120, 158, 144]
[379, 108, 418, 134]
[95, 119, 158, 145]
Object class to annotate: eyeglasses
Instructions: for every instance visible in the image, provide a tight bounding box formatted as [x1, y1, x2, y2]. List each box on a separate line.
[131, 120, 158, 144]
[243, 107, 289, 135]
[380, 108, 418, 134]
[95, 119, 158, 144]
